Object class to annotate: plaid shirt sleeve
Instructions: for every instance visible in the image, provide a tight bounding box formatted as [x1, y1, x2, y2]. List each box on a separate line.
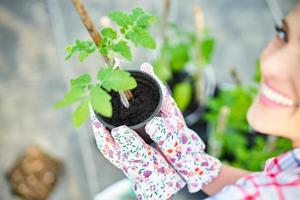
[205, 148, 300, 200]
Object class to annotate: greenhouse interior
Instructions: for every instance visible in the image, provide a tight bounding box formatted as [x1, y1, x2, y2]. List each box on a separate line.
[1, 0, 300, 199]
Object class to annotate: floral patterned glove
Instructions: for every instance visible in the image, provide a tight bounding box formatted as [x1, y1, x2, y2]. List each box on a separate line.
[141, 63, 222, 193]
[90, 107, 186, 200]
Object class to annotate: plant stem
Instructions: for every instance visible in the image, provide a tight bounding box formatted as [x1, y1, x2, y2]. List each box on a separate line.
[161, 0, 170, 41]
[71, 0, 133, 102]
[216, 106, 230, 133]
[230, 67, 242, 86]
[71, 0, 110, 64]
[71, 0, 100, 45]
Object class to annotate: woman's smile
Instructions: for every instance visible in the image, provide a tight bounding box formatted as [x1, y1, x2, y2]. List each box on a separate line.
[259, 83, 297, 108]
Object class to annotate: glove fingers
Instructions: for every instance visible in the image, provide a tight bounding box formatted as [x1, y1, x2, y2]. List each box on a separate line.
[145, 117, 178, 143]
[89, 106, 122, 167]
[111, 126, 147, 158]
[179, 128, 206, 153]
[89, 107, 114, 148]
[111, 125, 166, 180]
[140, 62, 156, 78]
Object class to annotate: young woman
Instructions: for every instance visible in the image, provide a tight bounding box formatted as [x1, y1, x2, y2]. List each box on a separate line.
[90, 2, 300, 199]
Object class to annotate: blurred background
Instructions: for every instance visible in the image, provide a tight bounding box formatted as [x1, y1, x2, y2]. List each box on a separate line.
[0, 0, 298, 199]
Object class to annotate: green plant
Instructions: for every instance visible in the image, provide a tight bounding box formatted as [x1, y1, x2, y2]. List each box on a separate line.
[54, 7, 157, 127]
[205, 61, 292, 171]
[152, 25, 215, 112]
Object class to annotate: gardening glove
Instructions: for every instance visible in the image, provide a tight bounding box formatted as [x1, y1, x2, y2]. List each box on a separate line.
[141, 63, 222, 193]
[89, 107, 186, 200]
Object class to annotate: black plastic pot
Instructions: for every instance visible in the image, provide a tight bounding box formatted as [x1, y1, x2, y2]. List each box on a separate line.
[95, 70, 163, 144]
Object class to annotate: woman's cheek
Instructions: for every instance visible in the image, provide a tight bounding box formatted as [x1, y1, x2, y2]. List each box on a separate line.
[261, 38, 283, 61]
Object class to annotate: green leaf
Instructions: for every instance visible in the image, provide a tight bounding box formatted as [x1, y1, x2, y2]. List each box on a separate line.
[173, 81, 192, 112]
[129, 8, 145, 22]
[201, 37, 215, 64]
[126, 27, 156, 49]
[79, 51, 89, 62]
[70, 74, 91, 88]
[73, 99, 90, 127]
[98, 37, 110, 56]
[152, 56, 171, 82]
[97, 67, 113, 83]
[65, 40, 96, 62]
[90, 86, 112, 117]
[97, 68, 137, 92]
[253, 59, 262, 83]
[129, 8, 157, 28]
[170, 43, 189, 72]
[111, 40, 132, 61]
[108, 11, 130, 27]
[54, 87, 84, 109]
[101, 27, 117, 39]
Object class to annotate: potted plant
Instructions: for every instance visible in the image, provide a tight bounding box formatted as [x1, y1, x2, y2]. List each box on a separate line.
[54, 0, 160, 144]
[205, 61, 292, 171]
[151, 3, 216, 145]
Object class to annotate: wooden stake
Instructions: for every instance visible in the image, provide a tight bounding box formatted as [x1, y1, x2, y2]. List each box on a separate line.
[70, 0, 133, 101]
[194, 4, 204, 35]
[161, 0, 170, 41]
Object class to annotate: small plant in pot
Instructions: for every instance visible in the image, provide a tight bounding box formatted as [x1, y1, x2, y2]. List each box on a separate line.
[54, 1, 160, 144]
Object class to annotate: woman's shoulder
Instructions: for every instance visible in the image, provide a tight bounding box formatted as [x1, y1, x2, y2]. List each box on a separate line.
[264, 148, 300, 173]
[206, 149, 300, 200]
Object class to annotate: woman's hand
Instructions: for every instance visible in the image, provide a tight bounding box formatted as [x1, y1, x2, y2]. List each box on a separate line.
[90, 107, 186, 200]
[141, 63, 222, 193]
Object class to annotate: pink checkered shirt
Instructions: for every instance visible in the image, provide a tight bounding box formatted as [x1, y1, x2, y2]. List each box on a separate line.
[207, 148, 300, 200]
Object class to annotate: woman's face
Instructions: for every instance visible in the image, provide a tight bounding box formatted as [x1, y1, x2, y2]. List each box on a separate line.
[247, 3, 300, 147]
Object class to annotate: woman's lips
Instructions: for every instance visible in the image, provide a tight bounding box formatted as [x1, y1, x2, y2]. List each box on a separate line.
[259, 84, 296, 107]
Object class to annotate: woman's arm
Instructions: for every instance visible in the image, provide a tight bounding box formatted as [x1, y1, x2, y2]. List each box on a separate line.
[167, 164, 250, 200]
[202, 164, 251, 196]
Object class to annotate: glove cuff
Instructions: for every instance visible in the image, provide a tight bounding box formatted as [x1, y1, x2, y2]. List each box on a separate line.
[185, 153, 222, 193]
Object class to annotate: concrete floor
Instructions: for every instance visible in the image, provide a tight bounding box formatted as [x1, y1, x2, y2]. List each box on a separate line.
[0, 0, 297, 199]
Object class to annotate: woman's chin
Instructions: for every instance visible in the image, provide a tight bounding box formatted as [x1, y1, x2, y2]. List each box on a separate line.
[246, 97, 289, 136]
[247, 105, 269, 134]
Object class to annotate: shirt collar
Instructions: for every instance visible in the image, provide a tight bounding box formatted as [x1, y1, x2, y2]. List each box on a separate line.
[264, 148, 300, 173]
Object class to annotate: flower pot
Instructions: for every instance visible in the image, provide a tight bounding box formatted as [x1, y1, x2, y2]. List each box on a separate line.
[95, 70, 163, 144]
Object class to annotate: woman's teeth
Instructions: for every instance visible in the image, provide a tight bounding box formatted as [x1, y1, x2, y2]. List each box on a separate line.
[261, 84, 295, 107]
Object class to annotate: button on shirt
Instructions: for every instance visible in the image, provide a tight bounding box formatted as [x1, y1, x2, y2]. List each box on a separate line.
[207, 148, 300, 200]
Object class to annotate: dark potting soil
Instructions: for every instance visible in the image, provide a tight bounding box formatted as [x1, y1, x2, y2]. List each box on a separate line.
[100, 79, 160, 127]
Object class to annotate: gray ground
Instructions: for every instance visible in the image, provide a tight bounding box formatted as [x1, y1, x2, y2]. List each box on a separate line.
[0, 0, 297, 199]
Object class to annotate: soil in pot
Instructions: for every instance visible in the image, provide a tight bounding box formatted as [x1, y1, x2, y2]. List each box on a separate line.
[95, 71, 162, 144]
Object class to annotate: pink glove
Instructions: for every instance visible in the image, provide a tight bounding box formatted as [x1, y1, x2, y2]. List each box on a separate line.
[90, 107, 186, 200]
[141, 63, 222, 193]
